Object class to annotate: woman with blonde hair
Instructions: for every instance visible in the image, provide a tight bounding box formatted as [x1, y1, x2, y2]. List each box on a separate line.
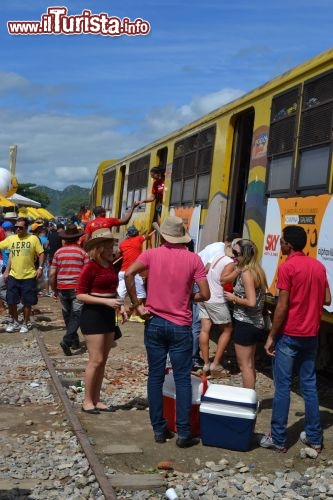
[224, 239, 267, 389]
[77, 228, 127, 414]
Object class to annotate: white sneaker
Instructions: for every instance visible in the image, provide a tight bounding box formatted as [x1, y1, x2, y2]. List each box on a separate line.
[19, 324, 29, 334]
[6, 321, 20, 333]
[299, 431, 322, 452]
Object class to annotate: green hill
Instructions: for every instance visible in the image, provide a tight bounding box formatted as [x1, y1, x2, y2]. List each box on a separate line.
[38, 185, 90, 217]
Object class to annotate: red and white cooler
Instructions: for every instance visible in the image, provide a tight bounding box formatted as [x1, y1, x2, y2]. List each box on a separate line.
[162, 371, 209, 437]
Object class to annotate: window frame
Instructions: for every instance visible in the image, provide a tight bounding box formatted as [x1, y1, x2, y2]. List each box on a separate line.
[170, 125, 216, 207]
[127, 154, 150, 209]
[266, 70, 333, 198]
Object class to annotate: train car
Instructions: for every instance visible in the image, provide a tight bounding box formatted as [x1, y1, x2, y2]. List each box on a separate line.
[91, 49, 333, 370]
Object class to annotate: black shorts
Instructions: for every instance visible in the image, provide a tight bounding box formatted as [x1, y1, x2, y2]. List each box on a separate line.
[233, 318, 264, 346]
[80, 303, 116, 335]
[7, 276, 38, 306]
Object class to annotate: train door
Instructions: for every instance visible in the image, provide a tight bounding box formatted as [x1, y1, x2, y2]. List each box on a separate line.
[117, 165, 126, 218]
[226, 109, 255, 237]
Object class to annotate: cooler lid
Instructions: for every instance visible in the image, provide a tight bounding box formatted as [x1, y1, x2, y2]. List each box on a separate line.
[201, 383, 257, 409]
[200, 402, 257, 420]
[162, 372, 209, 404]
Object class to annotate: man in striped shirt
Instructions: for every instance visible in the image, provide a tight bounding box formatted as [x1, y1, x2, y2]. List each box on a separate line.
[49, 224, 89, 356]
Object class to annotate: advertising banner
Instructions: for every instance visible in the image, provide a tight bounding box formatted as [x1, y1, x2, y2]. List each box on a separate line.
[262, 195, 333, 313]
[170, 205, 201, 252]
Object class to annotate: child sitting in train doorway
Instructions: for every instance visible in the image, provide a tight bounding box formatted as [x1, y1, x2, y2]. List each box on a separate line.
[139, 166, 165, 226]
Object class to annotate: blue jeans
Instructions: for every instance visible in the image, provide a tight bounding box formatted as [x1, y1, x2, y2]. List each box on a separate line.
[144, 315, 193, 439]
[58, 289, 83, 346]
[271, 334, 322, 447]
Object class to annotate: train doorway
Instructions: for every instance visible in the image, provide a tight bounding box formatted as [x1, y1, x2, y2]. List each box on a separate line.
[226, 109, 255, 237]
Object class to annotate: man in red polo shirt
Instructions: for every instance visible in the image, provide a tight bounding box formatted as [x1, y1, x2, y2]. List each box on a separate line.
[259, 225, 331, 453]
[84, 202, 141, 240]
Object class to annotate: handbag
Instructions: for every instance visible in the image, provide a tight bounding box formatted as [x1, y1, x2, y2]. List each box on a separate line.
[262, 301, 272, 331]
[263, 314, 272, 331]
[114, 325, 122, 340]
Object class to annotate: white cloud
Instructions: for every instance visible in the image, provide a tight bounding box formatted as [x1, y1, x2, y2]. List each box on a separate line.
[144, 88, 244, 136]
[0, 85, 244, 191]
[0, 72, 30, 93]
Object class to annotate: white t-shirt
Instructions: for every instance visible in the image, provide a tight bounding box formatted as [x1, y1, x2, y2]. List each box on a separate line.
[206, 253, 234, 303]
[198, 242, 225, 266]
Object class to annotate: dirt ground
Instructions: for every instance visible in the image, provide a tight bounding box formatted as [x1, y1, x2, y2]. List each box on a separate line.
[1, 295, 333, 481]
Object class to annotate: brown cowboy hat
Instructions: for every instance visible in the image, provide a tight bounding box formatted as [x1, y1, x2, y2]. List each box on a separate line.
[153, 216, 191, 244]
[58, 224, 84, 240]
[84, 227, 118, 251]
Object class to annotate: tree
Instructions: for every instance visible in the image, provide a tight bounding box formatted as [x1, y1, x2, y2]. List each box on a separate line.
[60, 194, 89, 218]
[17, 183, 50, 208]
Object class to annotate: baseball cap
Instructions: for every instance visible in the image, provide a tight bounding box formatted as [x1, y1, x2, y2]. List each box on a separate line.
[30, 222, 43, 232]
[2, 221, 14, 230]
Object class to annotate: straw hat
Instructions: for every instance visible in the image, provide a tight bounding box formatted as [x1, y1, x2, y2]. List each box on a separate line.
[153, 216, 191, 244]
[84, 227, 118, 251]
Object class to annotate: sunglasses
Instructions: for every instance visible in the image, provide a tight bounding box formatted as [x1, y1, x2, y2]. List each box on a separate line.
[280, 238, 289, 245]
[15, 226, 25, 230]
[232, 249, 242, 257]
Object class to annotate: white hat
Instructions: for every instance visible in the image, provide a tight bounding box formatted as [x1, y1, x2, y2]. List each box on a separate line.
[4, 212, 18, 220]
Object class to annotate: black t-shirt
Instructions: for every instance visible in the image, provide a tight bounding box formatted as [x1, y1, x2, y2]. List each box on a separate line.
[47, 231, 62, 261]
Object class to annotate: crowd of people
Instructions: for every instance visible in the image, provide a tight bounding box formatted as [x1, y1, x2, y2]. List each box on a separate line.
[0, 205, 330, 454]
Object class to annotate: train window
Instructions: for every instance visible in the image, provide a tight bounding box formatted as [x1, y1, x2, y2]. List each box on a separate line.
[172, 157, 183, 181]
[303, 70, 333, 109]
[170, 125, 216, 206]
[134, 189, 141, 202]
[183, 178, 195, 203]
[102, 170, 116, 210]
[140, 188, 147, 203]
[196, 174, 210, 201]
[267, 155, 293, 192]
[297, 146, 330, 191]
[170, 180, 182, 204]
[267, 86, 300, 195]
[127, 154, 150, 208]
[296, 71, 333, 193]
[127, 190, 134, 208]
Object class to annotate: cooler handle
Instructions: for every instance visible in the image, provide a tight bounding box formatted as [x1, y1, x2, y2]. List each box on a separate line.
[200, 374, 208, 395]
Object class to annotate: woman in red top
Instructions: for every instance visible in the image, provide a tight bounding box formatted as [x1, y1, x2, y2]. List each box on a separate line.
[77, 228, 127, 414]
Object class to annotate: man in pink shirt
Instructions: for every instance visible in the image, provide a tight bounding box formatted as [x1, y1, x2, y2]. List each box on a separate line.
[125, 216, 209, 448]
[260, 225, 331, 453]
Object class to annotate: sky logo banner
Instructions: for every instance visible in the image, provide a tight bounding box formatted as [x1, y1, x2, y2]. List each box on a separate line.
[262, 195, 333, 313]
[7, 7, 151, 36]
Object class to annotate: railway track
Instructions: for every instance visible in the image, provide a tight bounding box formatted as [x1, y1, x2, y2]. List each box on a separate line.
[1, 296, 333, 499]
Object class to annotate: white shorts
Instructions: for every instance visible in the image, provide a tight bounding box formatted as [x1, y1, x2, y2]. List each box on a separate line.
[117, 271, 146, 300]
[198, 302, 231, 324]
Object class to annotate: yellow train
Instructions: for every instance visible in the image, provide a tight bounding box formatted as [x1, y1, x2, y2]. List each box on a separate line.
[91, 49, 333, 370]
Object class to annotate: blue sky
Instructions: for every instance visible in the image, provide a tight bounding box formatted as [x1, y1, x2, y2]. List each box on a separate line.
[0, 0, 331, 191]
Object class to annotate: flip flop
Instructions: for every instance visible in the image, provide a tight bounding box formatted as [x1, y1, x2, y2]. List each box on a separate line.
[81, 406, 100, 414]
[95, 405, 115, 412]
